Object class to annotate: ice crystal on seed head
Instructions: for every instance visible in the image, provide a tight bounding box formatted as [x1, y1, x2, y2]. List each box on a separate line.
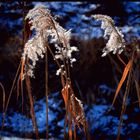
[92, 14, 125, 57]
[56, 68, 62, 76]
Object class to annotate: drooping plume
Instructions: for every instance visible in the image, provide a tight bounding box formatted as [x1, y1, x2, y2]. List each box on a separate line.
[92, 14, 125, 57]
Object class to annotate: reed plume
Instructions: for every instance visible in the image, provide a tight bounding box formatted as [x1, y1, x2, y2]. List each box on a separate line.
[20, 5, 86, 139]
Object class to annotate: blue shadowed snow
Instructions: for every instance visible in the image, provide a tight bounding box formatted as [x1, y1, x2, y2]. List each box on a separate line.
[124, 2, 140, 13]
[0, 92, 64, 134]
[85, 105, 121, 135]
[85, 105, 129, 136]
[0, 91, 140, 138]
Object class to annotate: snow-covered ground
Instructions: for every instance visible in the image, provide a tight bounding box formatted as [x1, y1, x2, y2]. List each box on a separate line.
[0, 89, 140, 139]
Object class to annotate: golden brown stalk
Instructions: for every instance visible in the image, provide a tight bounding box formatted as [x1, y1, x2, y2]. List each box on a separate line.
[25, 75, 40, 139]
[112, 59, 132, 107]
[117, 62, 132, 140]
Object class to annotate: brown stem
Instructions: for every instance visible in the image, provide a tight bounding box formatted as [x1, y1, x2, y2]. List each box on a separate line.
[116, 70, 131, 140]
[45, 47, 49, 140]
[117, 54, 126, 66]
[25, 76, 40, 139]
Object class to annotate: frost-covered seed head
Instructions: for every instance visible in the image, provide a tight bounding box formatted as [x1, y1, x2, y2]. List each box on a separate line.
[22, 6, 78, 78]
[92, 14, 125, 57]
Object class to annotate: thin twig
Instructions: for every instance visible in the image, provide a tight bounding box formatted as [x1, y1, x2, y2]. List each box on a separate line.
[2, 61, 21, 130]
[117, 54, 126, 66]
[0, 82, 6, 125]
[0, 82, 5, 140]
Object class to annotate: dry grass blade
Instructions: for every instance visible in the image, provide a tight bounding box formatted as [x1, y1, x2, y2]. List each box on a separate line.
[16, 75, 24, 112]
[116, 49, 135, 140]
[74, 124, 77, 140]
[117, 62, 132, 140]
[20, 59, 25, 81]
[16, 76, 20, 101]
[117, 54, 126, 66]
[70, 93, 86, 128]
[112, 59, 132, 106]
[62, 84, 73, 139]
[133, 74, 140, 108]
[0, 83, 5, 115]
[63, 83, 70, 140]
[62, 84, 69, 108]
[68, 113, 72, 140]
[117, 86, 130, 140]
[0, 83, 5, 140]
[25, 76, 40, 139]
[20, 59, 25, 112]
[0, 82, 6, 128]
[1, 61, 21, 130]
[61, 82, 86, 139]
